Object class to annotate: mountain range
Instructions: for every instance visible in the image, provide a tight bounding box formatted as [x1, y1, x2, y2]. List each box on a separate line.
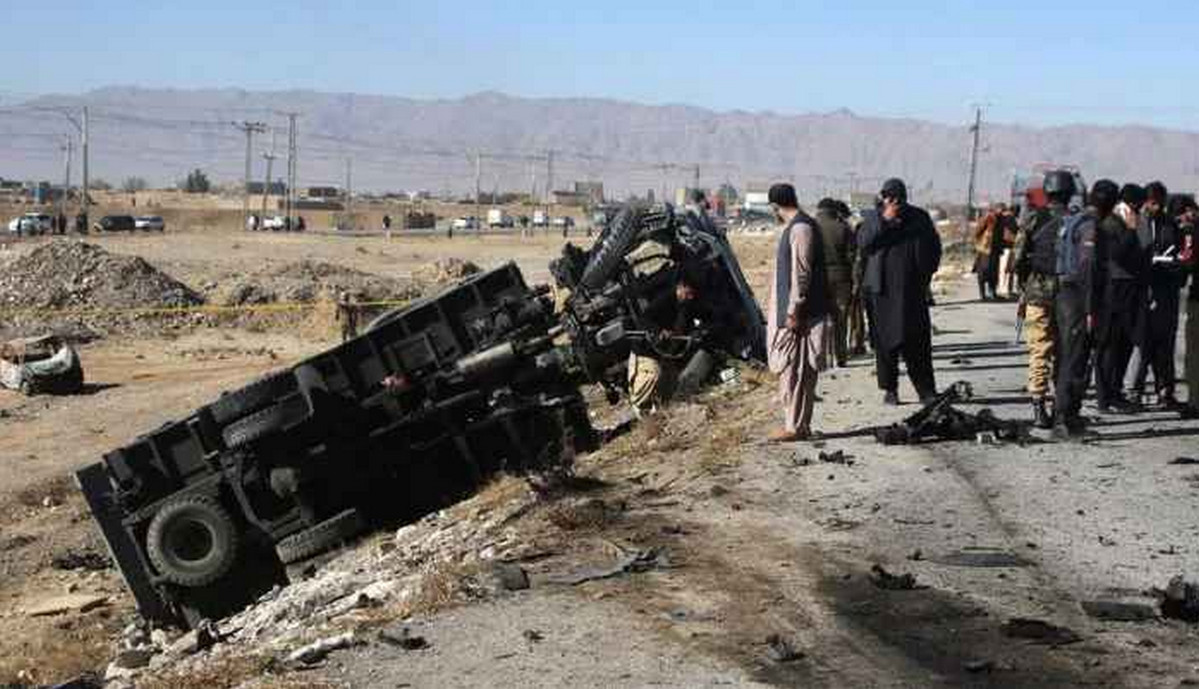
[3, 86, 1198, 204]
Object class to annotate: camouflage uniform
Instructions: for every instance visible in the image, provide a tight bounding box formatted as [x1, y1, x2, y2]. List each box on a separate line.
[1013, 205, 1064, 400]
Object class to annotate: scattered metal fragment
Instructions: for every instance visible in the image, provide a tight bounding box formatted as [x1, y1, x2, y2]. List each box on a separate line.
[51, 550, 112, 571]
[764, 633, 803, 663]
[378, 627, 429, 651]
[1157, 576, 1199, 622]
[875, 381, 1023, 445]
[964, 659, 996, 674]
[870, 564, 922, 591]
[1001, 618, 1081, 646]
[1169, 457, 1199, 466]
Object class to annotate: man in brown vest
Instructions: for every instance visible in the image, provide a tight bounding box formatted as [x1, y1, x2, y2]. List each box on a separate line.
[766, 183, 831, 442]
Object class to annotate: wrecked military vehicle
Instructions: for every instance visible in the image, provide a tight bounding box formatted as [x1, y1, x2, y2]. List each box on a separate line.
[75, 202, 766, 627]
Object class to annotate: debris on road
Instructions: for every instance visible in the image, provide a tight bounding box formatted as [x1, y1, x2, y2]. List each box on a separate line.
[927, 549, 1032, 568]
[870, 564, 922, 591]
[50, 549, 111, 571]
[1001, 618, 1082, 646]
[412, 257, 482, 285]
[1080, 600, 1158, 622]
[547, 548, 669, 586]
[875, 381, 1022, 445]
[286, 631, 360, 665]
[377, 627, 429, 651]
[24, 593, 108, 617]
[1169, 457, 1199, 466]
[764, 633, 803, 663]
[1158, 576, 1199, 622]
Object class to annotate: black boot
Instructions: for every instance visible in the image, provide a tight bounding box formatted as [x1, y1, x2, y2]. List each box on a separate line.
[1032, 398, 1052, 429]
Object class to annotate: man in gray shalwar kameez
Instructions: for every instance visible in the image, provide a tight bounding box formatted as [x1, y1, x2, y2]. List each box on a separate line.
[766, 183, 831, 442]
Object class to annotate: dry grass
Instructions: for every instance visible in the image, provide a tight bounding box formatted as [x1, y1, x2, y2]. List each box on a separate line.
[139, 653, 282, 689]
[545, 497, 612, 531]
[0, 629, 111, 687]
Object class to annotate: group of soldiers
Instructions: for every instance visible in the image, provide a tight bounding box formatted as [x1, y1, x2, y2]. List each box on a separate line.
[1008, 170, 1197, 439]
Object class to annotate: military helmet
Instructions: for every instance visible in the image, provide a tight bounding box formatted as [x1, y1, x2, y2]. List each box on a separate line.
[1042, 170, 1076, 197]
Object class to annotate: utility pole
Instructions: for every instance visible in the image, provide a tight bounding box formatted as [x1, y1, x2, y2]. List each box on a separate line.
[81, 106, 89, 226]
[966, 105, 983, 222]
[261, 130, 277, 222]
[474, 151, 482, 231]
[285, 113, 298, 226]
[693, 164, 700, 192]
[344, 157, 353, 230]
[234, 121, 267, 230]
[60, 140, 72, 221]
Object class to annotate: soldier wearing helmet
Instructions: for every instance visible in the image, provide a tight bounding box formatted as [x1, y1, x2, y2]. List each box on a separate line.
[1012, 169, 1076, 429]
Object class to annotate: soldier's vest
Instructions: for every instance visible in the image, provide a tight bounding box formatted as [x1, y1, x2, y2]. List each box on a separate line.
[1028, 212, 1060, 276]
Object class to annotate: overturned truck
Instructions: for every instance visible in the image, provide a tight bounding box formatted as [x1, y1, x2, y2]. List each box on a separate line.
[76, 203, 765, 627]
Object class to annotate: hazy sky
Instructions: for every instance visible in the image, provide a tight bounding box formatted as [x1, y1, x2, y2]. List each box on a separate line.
[8, 0, 1199, 129]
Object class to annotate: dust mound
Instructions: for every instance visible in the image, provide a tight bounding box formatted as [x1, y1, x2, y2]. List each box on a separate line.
[412, 258, 482, 285]
[0, 241, 202, 311]
[220, 260, 419, 306]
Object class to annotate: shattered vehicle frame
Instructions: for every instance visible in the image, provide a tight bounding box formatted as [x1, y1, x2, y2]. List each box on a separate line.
[75, 203, 767, 627]
[874, 381, 1025, 445]
[0, 335, 85, 395]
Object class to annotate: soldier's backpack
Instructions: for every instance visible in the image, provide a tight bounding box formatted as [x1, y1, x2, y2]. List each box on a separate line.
[1055, 213, 1090, 277]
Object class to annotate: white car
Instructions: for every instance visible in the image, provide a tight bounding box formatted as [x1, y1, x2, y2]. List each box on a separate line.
[263, 215, 288, 230]
[6, 213, 54, 235]
[134, 216, 165, 232]
[451, 217, 478, 231]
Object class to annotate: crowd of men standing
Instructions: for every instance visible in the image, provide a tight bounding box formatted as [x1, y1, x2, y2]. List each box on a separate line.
[764, 172, 1197, 443]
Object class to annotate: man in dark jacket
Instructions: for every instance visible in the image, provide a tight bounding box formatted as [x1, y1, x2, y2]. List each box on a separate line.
[816, 198, 855, 367]
[1177, 196, 1198, 418]
[859, 178, 942, 404]
[1130, 182, 1187, 408]
[1053, 181, 1105, 439]
[1094, 180, 1145, 413]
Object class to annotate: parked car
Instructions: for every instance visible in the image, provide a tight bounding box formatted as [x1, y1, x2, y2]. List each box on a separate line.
[0, 335, 84, 395]
[134, 216, 166, 232]
[531, 210, 548, 227]
[486, 209, 513, 228]
[551, 216, 575, 228]
[94, 215, 137, 232]
[7, 213, 54, 235]
[451, 216, 478, 231]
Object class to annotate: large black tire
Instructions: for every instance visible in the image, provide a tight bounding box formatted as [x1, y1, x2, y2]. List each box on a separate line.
[210, 371, 298, 426]
[145, 498, 239, 587]
[221, 393, 310, 448]
[274, 509, 365, 565]
[579, 206, 642, 292]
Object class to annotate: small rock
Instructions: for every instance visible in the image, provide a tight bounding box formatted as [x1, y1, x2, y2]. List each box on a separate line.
[150, 628, 173, 648]
[522, 629, 544, 643]
[870, 564, 921, 591]
[377, 627, 428, 651]
[105, 661, 137, 682]
[964, 659, 995, 674]
[489, 563, 530, 591]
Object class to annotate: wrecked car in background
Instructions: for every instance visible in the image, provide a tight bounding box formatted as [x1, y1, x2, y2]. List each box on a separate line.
[75, 202, 766, 627]
[1, 335, 84, 395]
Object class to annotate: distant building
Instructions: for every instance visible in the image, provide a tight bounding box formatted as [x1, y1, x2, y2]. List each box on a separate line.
[246, 181, 288, 195]
[573, 181, 604, 205]
[305, 186, 340, 200]
[551, 190, 588, 207]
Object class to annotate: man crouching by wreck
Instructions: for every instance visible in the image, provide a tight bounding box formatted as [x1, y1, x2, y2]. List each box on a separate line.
[767, 183, 831, 442]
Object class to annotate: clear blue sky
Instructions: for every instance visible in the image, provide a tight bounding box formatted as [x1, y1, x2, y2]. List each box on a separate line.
[6, 0, 1199, 129]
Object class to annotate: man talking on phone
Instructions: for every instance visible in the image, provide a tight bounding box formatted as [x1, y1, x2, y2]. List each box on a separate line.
[858, 178, 942, 405]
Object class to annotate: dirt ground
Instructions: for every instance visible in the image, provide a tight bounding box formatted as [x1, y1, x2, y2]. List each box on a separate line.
[2, 225, 1197, 688]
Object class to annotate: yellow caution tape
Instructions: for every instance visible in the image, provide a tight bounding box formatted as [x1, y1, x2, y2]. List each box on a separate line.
[0, 299, 412, 319]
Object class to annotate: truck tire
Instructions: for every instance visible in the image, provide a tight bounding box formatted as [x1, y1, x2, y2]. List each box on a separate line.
[145, 498, 239, 587]
[274, 509, 365, 565]
[221, 393, 310, 448]
[579, 207, 641, 292]
[210, 371, 297, 426]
